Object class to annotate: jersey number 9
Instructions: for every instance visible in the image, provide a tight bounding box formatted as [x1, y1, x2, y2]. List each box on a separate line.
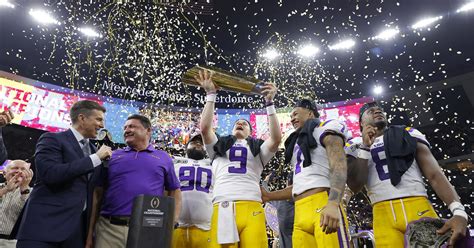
[228, 147, 247, 174]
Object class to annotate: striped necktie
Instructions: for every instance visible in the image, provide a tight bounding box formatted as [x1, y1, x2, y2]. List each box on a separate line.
[80, 139, 91, 157]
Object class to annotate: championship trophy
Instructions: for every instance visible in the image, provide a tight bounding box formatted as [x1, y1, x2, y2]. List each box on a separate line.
[404, 217, 473, 248]
[126, 195, 175, 248]
[182, 65, 266, 95]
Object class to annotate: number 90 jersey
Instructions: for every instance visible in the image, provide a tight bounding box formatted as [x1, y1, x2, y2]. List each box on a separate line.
[344, 127, 429, 204]
[292, 119, 348, 196]
[206, 138, 276, 203]
[173, 156, 213, 230]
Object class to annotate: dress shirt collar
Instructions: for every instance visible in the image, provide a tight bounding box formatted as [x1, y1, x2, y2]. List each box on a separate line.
[70, 126, 87, 144]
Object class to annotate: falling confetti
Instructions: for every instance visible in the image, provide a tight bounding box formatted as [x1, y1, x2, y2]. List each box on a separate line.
[0, 0, 473, 236]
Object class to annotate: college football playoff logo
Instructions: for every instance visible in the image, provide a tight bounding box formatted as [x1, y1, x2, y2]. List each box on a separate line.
[150, 197, 160, 208]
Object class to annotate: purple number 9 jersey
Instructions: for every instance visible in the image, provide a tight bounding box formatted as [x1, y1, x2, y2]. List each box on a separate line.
[173, 156, 213, 230]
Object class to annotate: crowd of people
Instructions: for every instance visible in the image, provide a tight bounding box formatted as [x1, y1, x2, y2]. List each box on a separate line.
[0, 69, 471, 248]
[142, 108, 201, 149]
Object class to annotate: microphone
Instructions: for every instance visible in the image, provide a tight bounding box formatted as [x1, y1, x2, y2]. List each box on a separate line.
[97, 129, 109, 141]
[97, 129, 113, 168]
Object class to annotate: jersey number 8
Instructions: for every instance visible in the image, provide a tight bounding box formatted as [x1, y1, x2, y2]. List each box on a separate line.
[371, 146, 390, 181]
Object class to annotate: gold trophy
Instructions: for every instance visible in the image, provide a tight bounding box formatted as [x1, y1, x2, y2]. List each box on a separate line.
[182, 65, 265, 95]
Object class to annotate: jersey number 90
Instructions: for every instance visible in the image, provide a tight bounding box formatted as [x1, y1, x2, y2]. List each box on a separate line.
[179, 166, 212, 193]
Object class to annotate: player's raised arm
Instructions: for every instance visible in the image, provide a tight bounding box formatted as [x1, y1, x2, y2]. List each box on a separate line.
[195, 69, 219, 145]
[345, 124, 376, 193]
[261, 82, 282, 153]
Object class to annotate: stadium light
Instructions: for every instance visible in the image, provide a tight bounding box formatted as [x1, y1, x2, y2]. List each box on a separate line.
[456, 2, 474, 13]
[297, 44, 320, 57]
[373, 85, 383, 95]
[29, 8, 60, 25]
[0, 0, 14, 8]
[373, 28, 399, 40]
[411, 16, 443, 29]
[329, 39, 356, 50]
[78, 27, 102, 38]
[261, 49, 280, 61]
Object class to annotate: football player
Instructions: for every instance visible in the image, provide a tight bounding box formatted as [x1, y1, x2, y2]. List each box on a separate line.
[172, 134, 213, 248]
[262, 99, 351, 248]
[196, 69, 282, 248]
[345, 102, 468, 247]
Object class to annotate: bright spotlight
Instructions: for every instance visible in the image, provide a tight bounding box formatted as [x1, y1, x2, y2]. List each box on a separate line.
[261, 49, 280, 61]
[0, 0, 14, 8]
[78, 27, 102, 38]
[373, 85, 383, 95]
[456, 2, 474, 13]
[297, 44, 320, 57]
[29, 9, 60, 25]
[411, 16, 443, 29]
[373, 28, 399, 40]
[329, 39, 356, 50]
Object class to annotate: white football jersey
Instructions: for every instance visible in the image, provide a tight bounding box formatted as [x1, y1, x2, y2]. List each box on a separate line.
[345, 136, 363, 158]
[292, 119, 348, 196]
[206, 137, 275, 203]
[173, 156, 213, 230]
[344, 127, 429, 204]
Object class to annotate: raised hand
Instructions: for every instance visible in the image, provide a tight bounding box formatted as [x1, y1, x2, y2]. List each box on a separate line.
[361, 124, 377, 147]
[194, 70, 219, 93]
[6, 173, 22, 192]
[19, 165, 33, 190]
[0, 110, 14, 127]
[261, 82, 278, 102]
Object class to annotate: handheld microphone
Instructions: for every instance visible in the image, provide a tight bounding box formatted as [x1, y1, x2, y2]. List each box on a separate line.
[97, 129, 113, 168]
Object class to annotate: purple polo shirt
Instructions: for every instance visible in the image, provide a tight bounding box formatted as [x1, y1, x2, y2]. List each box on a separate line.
[99, 144, 180, 216]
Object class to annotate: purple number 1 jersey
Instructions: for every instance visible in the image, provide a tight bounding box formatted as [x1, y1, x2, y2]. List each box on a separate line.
[173, 156, 213, 230]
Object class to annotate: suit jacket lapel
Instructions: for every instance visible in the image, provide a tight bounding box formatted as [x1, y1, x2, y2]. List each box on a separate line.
[65, 129, 85, 158]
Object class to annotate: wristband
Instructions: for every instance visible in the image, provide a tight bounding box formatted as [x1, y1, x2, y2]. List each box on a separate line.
[265, 101, 274, 107]
[453, 209, 468, 220]
[357, 149, 371, 160]
[206, 93, 216, 102]
[266, 105, 276, 115]
[448, 201, 465, 213]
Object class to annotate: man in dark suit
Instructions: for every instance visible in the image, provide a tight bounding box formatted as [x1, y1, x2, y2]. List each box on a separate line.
[17, 100, 113, 248]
